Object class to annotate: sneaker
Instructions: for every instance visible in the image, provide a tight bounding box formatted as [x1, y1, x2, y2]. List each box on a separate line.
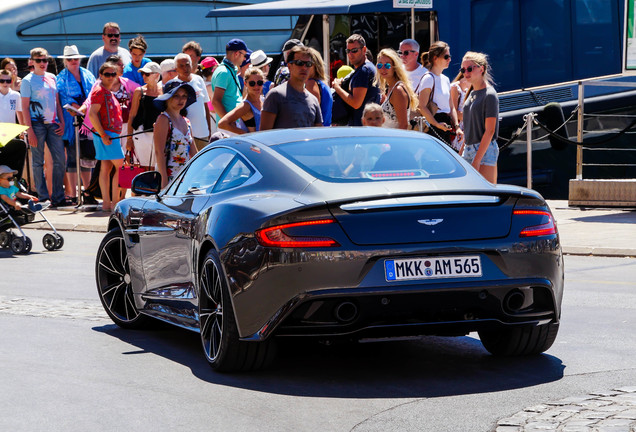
[28, 200, 43, 212]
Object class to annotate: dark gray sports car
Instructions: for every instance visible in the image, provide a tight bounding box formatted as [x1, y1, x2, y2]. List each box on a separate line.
[96, 127, 563, 371]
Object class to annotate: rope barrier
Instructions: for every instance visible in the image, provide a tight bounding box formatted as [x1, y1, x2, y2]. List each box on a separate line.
[533, 115, 636, 146]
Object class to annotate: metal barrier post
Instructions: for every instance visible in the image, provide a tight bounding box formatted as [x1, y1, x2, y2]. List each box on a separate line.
[524, 113, 534, 189]
[74, 114, 82, 207]
[576, 81, 584, 180]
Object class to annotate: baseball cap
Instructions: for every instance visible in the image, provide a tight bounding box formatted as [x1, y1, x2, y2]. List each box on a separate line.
[282, 39, 303, 52]
[138, 62, 161, 74]
[200, 57, 219, 70]
[226, 39, 251, 54]
[160, 59, 176, 74]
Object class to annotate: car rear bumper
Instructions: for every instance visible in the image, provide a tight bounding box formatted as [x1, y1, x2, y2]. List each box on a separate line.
[239, 278, 560, 341]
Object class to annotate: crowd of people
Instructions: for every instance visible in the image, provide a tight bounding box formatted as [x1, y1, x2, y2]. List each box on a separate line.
[0, 21, 500, 213]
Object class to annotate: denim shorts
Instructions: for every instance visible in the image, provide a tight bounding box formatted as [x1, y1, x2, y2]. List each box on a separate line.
[463, 141, 499, 166]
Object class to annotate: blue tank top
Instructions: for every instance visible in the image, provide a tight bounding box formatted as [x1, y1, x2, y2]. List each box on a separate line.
[237, 99, 261, 132]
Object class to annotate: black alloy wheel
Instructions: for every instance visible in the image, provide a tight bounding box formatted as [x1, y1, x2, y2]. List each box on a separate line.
[199, 250, 275, 372]
[95, 228, 148, 328]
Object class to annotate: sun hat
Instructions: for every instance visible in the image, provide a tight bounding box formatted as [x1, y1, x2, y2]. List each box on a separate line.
[138, 62, 161, 75]
[249, 50, 273, 69]
[0, 165, 18, 176]
[160, 59, 176, 74]
[153, 82, 197, 112]
[58, 45, 86, 59]
[200, 57, 219, 70]
[337, 65, 354, 79]
[282, 39, 303, 52]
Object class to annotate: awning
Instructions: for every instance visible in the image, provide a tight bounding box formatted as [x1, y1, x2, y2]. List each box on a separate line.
[206, 0, 402, 18]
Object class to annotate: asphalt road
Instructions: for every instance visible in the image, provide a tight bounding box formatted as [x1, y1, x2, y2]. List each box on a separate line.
[0, 230, 635, 431]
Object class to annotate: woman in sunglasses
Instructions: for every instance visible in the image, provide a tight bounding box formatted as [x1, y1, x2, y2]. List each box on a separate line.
[375, 48, 417, 129]
[460, 52, 499, 183]
[218, 67, 265, 134]
[417, 41, 461, 146]
[87, 62, 125, 212]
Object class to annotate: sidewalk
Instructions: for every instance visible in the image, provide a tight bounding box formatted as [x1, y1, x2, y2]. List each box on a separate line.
[26, 199, 636, 257]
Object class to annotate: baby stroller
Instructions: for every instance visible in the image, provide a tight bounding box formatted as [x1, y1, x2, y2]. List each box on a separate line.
[0, 140, 64, 255]
[0, 198, 64, 254]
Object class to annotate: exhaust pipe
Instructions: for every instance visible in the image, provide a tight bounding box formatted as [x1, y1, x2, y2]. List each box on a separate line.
[503, 289, 526, 313]
[334, 301, 358, 323]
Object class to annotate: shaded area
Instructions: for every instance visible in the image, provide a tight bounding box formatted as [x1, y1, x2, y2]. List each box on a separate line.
[94, 324, 564, 399]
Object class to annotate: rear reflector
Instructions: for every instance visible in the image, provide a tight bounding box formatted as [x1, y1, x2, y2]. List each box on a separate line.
[513, 210, 557, 237]
[256, 219, 340, 248]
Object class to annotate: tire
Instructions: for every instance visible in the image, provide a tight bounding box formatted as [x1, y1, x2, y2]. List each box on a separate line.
[199, 250, 275, 372]
[0, 231, 9, 248]
[43, 233, 57, 251]
[95, 228, 149, 329]
[479, 322, 559, 356]
[10, 236, 30, 254]
[55, 235, 64, 250]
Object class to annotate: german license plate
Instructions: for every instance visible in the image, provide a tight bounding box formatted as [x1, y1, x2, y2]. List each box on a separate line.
[385, 256, 482, 281]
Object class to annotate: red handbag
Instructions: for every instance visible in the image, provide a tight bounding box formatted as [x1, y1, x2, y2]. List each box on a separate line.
[118, 150, 147, 189]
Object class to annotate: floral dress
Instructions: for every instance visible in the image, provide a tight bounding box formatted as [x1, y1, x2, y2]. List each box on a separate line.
[381, 81, 408, 129]
[161, 112, 193, 181]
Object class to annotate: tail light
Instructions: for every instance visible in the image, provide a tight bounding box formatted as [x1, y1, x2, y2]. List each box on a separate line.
[513, 209, 557, 237]
[256, 219, 340, 247]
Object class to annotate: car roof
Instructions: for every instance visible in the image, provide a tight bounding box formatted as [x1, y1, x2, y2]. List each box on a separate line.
[240, 126, 433, 147]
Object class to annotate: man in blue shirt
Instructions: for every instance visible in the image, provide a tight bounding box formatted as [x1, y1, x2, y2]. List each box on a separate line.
[332, 34, 381, 126]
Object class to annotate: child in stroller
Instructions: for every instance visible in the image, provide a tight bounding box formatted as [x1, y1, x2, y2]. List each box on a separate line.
[0, 165, 64, 254]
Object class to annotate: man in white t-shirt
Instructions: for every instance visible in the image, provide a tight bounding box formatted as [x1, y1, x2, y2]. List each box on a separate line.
[165, 53, 211, 150]
[87, 22, 132, 78]
[399, 39, 428, 94]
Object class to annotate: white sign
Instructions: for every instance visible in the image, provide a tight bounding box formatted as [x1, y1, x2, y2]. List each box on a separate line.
[625, 0, 636, 73]
[393, 0, 433, 9]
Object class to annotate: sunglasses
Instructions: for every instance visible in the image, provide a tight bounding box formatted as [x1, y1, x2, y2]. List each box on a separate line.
[0, 79, 11, 84]
[32, 58, 48, 63]
[290, 60, 313, 67]
[247, 80, 264, 87]
[376, 62, 392, 70]
[460, 65, 480, 74]
[105, 33, 120, 38]
[101, 72, 117, 77]
[443, 54, 451, 60]
[140, 72, 155, 76]
[345, 48, 361, 54]
[397, 50, 417, 56]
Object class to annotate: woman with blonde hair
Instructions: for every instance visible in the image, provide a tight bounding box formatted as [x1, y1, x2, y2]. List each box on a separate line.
[374, 48, 417, 129]
[218, 67, 265, 134]
[417, 41, 462, 145]
[461, 51, 499, 183]
[305, 47, 333, 126]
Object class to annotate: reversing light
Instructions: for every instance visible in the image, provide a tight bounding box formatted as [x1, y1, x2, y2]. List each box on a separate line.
[513, 210, 557, 237]
[256, 219, 340, 247]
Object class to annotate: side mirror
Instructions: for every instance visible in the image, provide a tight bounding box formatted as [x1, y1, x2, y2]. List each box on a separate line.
[132, 171, 162, 196]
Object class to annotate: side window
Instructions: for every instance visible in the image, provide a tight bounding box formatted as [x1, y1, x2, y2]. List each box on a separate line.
[172, 148, 235, 196]
[214, 157, 255, 192]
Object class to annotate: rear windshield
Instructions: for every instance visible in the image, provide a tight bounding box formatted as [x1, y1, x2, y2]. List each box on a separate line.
[273, 136, 466, 182]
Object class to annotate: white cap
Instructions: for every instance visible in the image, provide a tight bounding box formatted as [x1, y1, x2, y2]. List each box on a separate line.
[160, 59, 176, 74]
[138, 61, 161, 74]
